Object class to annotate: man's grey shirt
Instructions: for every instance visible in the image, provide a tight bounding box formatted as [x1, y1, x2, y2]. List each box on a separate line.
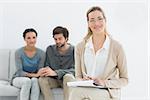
[45, 44, 75, 80]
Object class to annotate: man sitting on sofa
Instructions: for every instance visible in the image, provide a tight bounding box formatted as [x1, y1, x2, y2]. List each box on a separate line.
[39, 26, 75, 100]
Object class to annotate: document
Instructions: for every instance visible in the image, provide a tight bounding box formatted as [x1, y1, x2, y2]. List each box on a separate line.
[67, 80, 104, 88]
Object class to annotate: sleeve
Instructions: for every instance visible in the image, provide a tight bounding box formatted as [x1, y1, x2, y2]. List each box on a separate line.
[15, 50, 27, 77]
[44, 47, 51, 67]
[38, 50, 45, 69]
[75, 43, 83, 80]
[105, 44, 128, 88]
[55, 66, 75, 80]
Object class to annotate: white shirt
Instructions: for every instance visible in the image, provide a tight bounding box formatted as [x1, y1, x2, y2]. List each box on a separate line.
[84, 35, 110, 77]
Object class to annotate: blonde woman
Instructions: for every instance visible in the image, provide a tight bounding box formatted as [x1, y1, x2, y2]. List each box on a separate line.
[69, 6, 128, 100]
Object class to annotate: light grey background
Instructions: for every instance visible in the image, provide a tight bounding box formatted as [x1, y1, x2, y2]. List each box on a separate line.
[0, 0, 149, 100]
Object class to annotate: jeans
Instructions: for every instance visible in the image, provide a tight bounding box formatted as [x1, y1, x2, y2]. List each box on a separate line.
[13, 77, 40, 100]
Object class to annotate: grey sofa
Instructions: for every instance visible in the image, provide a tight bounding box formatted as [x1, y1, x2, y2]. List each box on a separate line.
[0, 49, 63, 100]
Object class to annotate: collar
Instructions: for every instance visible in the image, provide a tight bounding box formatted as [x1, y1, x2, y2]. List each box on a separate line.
[85, 35, 110, 50]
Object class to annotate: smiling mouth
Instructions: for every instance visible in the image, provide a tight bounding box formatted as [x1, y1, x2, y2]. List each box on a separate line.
[29, 42, 35, 44]
[95, 25, 104, 29]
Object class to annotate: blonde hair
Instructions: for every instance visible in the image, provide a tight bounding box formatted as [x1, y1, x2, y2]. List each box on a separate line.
[84, 6, 107, 41]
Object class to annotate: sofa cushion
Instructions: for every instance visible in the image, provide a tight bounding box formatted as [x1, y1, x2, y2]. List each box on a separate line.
[0, 96, 17, 100]
[0, 81, 20, 96]
[52, 88, 63, 100]
[0, 80, 10, 85]
[0, 49, 10, 80]
[52, 88, 63, 95]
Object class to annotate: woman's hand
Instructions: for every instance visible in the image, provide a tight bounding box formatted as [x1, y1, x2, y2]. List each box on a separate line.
[82, 73, 105, 86]
[83, 72, 92, 80]
[93, 78, 105, 86]
[83, 75, 93, 80]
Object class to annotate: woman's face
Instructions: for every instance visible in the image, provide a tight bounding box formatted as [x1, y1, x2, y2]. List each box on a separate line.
[88, 10, 106, 34]
[24, 32, 37, 47]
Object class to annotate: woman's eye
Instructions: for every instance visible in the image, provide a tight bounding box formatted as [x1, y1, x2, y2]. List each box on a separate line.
[27, 37, 31, 39]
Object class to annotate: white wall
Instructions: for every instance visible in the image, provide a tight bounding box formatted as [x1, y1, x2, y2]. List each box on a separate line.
[0, 4, 3, 48]
[0, 1, 149, 100]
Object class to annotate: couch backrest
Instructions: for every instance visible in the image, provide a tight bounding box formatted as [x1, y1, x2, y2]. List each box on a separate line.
[0, 49, 10, 81]
[9, 49, 17, 81]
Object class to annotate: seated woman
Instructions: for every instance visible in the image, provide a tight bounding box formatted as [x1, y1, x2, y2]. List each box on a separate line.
[69, 6, 128, 100]
[12, 28, 45, 100]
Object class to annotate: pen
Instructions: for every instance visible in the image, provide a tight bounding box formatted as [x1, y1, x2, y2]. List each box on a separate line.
[93, 82, 98, 86]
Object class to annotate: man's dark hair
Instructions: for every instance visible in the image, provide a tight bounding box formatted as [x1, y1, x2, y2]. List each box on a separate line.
[53, 26, 69, 39]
